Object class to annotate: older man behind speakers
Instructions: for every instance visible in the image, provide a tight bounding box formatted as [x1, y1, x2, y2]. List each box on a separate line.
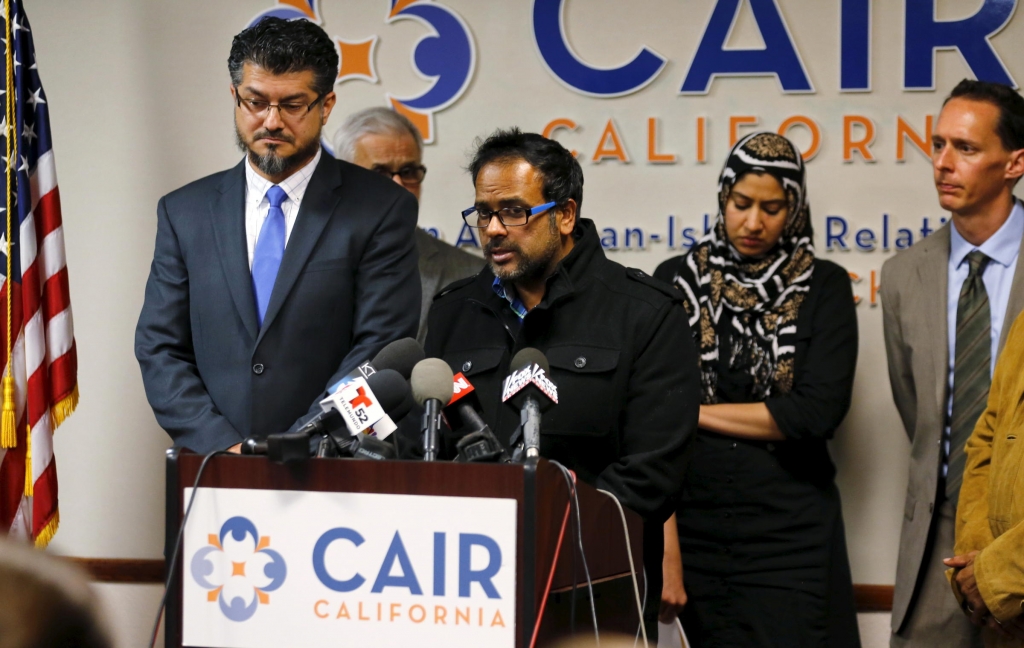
[334, 108, 483, 345]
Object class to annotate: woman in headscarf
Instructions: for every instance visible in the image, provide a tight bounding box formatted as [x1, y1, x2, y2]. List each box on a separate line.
[655, 132, 860, 647]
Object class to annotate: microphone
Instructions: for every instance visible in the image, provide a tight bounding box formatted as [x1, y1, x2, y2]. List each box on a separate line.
[389, 380, 417, 425]
[410, 358, 454, 462]
[443, 372, 488, 433]
[296, 409, 345, 437]
[240, 437, 266, 455]
[336, 433, 398, 461]
[247, 340, 423, 460]
[327, 371, 411, 460]
[502, 348, 558, 459]
[327, 337, 424, 393]
[356, 368, 416, 439]
[443, 372, 509, 463]
[245, 370, 412, 461]
[370, 338, 424, 379]
[242, 409, 345, 462]
[326, 368, 412, 440]
[455, 428, 509, 463]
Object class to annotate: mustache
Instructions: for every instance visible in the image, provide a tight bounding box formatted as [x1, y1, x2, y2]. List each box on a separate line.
[483, 237, 521, 256]
[253, 129, 294, 144]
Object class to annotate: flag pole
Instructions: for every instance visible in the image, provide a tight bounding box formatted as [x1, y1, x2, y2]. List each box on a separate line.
[0, 0, 16, 452]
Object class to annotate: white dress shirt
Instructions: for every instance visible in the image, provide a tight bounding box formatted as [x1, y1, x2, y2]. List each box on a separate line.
[244, 147, 322, 269]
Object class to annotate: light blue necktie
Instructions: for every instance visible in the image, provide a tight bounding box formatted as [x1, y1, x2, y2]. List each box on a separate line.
[252, 185, 287, 327]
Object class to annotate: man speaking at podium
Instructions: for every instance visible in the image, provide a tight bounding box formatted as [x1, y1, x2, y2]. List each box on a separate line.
[135, 18, 419, 455]
[424, 128, 700, 632]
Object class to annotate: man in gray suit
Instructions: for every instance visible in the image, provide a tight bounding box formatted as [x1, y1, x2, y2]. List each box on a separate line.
[334, 107, 482, 345]
[882, 80, 1024, 647]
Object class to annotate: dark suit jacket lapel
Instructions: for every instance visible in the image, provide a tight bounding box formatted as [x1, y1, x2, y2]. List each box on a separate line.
[210, 160, 259, 342]
[257, 155, 342, 345]
[917, 225, 950, 421]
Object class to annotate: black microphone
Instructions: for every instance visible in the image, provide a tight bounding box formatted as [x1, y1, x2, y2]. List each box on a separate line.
[326, 337, 425, 394]
[410, 359, 454, 462]
[247, 367, 414, 461]
[393, 386, 417, 424]
[330, 368, 411, 437]
[297, 409, 345, 437]
[242, 409, 345, 462]
[372, 368, 416, 423]
[342, 368, 415, 426]
[502, 348, 558, 460]
[443, 371, 488, 434]
[240, 437, 266, 455]
[252, 339, 423, 459]
[455, 428, 509, 463]
[370, 338, 425, 380]
[442, 372, 509, 463]
[341, 434, 398, 461]
[322, 365, 413, 439]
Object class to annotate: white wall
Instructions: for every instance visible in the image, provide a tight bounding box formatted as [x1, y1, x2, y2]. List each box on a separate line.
[26, 0, 1024, 596]
[28, 0, 253, 560]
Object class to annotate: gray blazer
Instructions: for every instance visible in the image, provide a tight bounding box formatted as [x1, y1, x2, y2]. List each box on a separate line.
[415, 228, 483, 345]
[880, 221, 1024, 632]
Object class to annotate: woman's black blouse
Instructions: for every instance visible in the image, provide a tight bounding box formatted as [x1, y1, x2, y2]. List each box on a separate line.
[653, 257, 858, 588]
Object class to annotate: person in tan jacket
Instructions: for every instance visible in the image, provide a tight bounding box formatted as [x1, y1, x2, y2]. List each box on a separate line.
[946, 309, 1024, 647]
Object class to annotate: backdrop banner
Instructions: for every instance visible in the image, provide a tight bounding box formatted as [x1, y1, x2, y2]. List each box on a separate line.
[269, 0, 1021, 587]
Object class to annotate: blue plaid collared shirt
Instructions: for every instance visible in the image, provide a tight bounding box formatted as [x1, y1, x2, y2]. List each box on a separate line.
[492, 276, 528, 321]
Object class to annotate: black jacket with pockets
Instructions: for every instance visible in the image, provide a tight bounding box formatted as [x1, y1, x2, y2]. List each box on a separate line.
[423, 219, 700, 523]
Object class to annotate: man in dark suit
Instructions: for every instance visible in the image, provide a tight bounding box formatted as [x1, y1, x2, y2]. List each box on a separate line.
[333, 107, 482, 345]
[135, 18, 420, 454]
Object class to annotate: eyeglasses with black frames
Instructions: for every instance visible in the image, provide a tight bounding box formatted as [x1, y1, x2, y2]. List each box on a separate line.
[461, 201, 557, 229]
[372, 164, 427, 186]
[234, 91, 325, 120]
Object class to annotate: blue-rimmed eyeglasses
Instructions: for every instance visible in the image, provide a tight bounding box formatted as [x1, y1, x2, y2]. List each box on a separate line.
[461, 201, 557, 229]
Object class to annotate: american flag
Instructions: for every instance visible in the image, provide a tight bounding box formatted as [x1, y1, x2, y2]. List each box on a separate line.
[0, 0, 77, 547]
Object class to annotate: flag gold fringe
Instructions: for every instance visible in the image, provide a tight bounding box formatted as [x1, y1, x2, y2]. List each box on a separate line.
[50, 384, 78, 429]
[23, 422, 31, 496]
[33, 509, 59, 548]
[0, 375, 13, 447]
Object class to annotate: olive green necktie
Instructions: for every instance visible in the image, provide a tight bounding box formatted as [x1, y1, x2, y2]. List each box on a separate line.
[947, 250, 991, 501]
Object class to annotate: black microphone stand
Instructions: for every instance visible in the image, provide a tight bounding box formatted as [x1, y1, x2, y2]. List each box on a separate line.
[422, 399, 441, 461]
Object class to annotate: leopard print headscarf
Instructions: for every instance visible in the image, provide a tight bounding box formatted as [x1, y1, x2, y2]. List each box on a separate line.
[672, 132, 815, 404]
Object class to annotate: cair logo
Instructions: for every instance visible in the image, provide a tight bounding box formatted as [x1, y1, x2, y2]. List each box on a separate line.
[190, 517, 288, 622]
[246, 0, 476, 144]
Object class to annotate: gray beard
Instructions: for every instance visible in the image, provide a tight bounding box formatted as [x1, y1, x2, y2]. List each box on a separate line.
[486, 217, 561, 283]
[491, 245, 555, 283]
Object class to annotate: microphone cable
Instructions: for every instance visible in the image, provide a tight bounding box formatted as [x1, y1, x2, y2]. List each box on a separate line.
[633, 569, 649, 648]
[528, 498, 571, 648]
[550, 460, 598, 645]
[570, 491, 578, 636]
[148, 449, 231, 648]
[596, 488, 649, 648]
[675, 617, 692, 648]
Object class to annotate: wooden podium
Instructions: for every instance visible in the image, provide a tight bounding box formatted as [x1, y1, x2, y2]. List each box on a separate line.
[165, 451, 644, 648]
